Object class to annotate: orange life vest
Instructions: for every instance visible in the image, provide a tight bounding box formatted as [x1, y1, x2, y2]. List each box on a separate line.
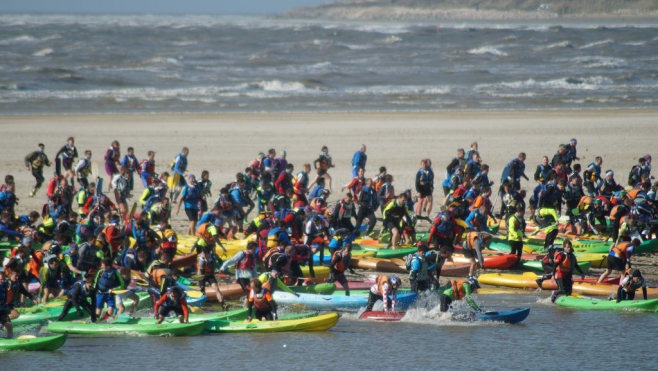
[555, 252, 573, 273]
[612, 242, 632, 263]
[451, 279, 467, 300]
[375, 275, 390, 296]
[332, 251, 346, 274]
[195, 223, 215, 246]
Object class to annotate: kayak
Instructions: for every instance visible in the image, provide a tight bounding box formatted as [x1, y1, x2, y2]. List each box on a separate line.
[359, 311, 405, 321]
[289, 283, 336, 295]
[475, 308, 530, 324]
[350, 256, 470, 276]
[273, 291, 418, 311]
[521, 260, 591, 273]
[555, 296, 658, 312]
[571, 282, 658, 297]
[573, 253, 608, 268]
[365, 247, 417, 259]
[478, 272, 620, 291]
[47, 320, 206, 336]
[451, 254, 518, 270]
[0, 334, 67, 352]
[204, 312, 339, 333]
[116, 308, 250, 324]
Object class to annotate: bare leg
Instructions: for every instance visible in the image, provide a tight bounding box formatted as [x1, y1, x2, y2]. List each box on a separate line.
[425, 195, 433, 217]
[597, 269, 612, 284]
[323, 173, 333, 192]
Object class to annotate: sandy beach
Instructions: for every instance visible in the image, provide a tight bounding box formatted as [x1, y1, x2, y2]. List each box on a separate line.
[2, 109, 657, 275]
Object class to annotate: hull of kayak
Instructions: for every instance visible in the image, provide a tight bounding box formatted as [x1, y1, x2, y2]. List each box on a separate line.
[451, 254, 518, 270]
[359, 311, 405, 321]
[273, 291, 418, 311]
[46, 320, 205, 336]
[205, 312, 339, 333]
[478, 272, 620, 292]
[0, 334, 67, 351]
[555, 296, 658, 312]
[475, 308, 530, 324]
[521, 260, 591, 273]
[289, 283, 336, 295]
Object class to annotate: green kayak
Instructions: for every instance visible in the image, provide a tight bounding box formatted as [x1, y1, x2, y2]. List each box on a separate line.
[46, 320, 205, 336]
[115, 308, 250, 326]
[363, 247, 417, 259]
[0, 334, 67, 352]
[289, 283, 336, 295]
[555, 296, 658, 312]
[521, 260, 591, 273]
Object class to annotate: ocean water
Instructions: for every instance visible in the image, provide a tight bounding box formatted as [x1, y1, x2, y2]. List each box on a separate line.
[1, 14, 658, 114]
[3, 292, 658, 371]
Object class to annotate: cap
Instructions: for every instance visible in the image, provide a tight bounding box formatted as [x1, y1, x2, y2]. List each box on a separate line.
[605, 170, 614, 178]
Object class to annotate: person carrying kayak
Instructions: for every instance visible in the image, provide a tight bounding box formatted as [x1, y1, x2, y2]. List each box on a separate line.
[351, 144, 367, 178]
[154, 286, 189, 324]
[598, 239, 641, 283]
[617, 268, 648, 302]
[440, 278, 482, 313]
[94, 257, 125, 321]
[25, 143, 52, 198]
[247, 278, 278, 322]
[408, 244, 430, 293]
[56, 275, 97, 322]
[550, 240, 585, 302]
[328, 244, 352, 296]
[365, 275, 401, 313]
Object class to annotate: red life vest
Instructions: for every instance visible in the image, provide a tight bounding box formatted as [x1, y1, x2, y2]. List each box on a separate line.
[250, 288, 272, 311]
[236, 251, 255, 270]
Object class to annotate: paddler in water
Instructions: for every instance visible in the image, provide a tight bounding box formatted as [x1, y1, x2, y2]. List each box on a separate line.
[247, 278, 278, 322]
[328, 244, 352, 296]
[365, 275, 401, 313]
[94, 257, 125, 321]
[439, 278, 482, 313]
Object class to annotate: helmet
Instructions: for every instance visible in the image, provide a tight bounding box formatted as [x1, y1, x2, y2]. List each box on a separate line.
[390, 276, 401, 287]
[250, 159, 259, 167]
[631, 269, 642, 278]
[468, 277, 481, 289]
[593, 199, 602, 206]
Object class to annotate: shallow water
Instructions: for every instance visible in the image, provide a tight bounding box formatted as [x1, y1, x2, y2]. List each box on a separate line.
[3, 292, 657, 371]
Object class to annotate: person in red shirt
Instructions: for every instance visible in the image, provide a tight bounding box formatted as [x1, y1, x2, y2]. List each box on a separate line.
[154, 286, 189, 324]
[550, 240, 585, 303]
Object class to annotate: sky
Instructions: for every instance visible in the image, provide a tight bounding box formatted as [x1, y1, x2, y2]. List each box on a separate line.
[0, 0, 331, 15]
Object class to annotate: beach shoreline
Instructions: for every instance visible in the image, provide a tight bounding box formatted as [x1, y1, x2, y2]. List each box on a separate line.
[2, 109, 657, 277]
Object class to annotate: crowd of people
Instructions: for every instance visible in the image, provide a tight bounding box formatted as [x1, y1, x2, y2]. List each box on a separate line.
[0, 135, 656, 337]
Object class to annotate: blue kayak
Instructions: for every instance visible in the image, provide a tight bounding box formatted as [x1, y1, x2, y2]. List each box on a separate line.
[475, 308, 530, 324]
[273, 291, 418, 311]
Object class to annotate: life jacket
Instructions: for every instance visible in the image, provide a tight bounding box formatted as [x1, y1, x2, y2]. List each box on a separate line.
[384, 201, 406, 220]
[76, 243, 97, 271]
[251, 288, 272, 311]
[217, 194, 234, 213]
[407, 253, 428, 281]
[622, 269, 644, 292]
[78, 158, 91, 177]
[555, 252, 574, 273]
[375, 275, 391, 296]
[183, 184, 202, 204]
[97, 268, 120, 292]
[195, 223, 215, 246]
[149, 262, 173, 287]
[29, 151, 47, 168]
[537, 164, 550, 183]
[332, 251, 346, 274]
[197, 253, 217, 275]
[42, 241, 62, 258]
[294, 171, 309, 194]
[611, 242, 633, 263]
[102, 225, 123, 254]
[451, 279, 467, 300]
[0, 281, 11, 309]
[132, 226, 150, 250]
[120, 247, 138, 268]
[317, 155, 330, 171]
[266, 228, 287, 248]
[542, 245, 563, 265]
[263, 249, 289, 272]
[609, 205, 628, 222]
[432, 213, 454, 239]
[373, 175, 384, 193]
[465, 232, 481, 251]
[159, 228, 178, 254]
[236, 250, 255, 271]
[577, 196, 593, 211]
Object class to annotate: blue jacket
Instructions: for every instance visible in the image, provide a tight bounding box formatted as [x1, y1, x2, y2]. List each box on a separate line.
[351, 150, 367, 170]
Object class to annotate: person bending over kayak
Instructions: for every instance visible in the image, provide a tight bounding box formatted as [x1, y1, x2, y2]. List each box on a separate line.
[550, 240, 585, 303]
[365, 275, 401, 313]
[617, 268, 648, 302]
[440, 278, 482, 313]
[328, 244, 352, 296]
[248, 278, 278, 322]
[506, 206, 526, 263]
[57, 275, 97, 323]
[116, 267, 140, 316]
[154, 286, 189, 324]
[597, 239, 640, 284]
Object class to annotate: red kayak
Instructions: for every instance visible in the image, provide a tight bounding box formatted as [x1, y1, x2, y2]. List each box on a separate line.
[359, 311, 405, 321]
